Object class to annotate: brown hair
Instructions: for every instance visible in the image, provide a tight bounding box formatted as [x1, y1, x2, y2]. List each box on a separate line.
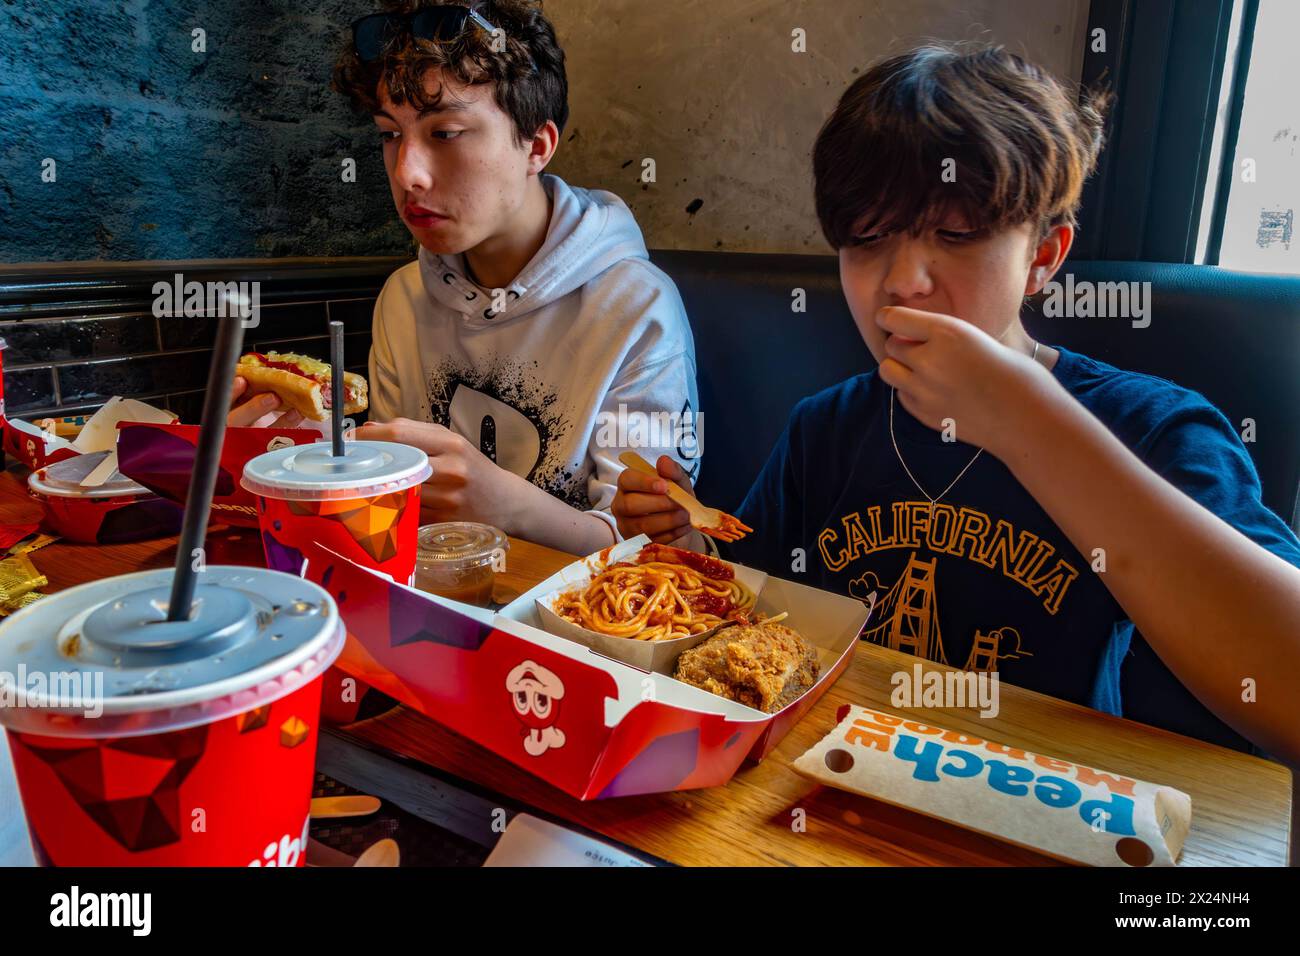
[332, 0, 568, 144]
[812, 43, 1111, 249]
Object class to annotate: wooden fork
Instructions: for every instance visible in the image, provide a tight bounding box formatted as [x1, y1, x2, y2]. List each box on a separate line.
[309, 795, 381, 820]
[618, 451, 753, 542]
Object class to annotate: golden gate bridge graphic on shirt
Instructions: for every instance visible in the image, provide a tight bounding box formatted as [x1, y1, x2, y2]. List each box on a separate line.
[856, 552, 1033, 672]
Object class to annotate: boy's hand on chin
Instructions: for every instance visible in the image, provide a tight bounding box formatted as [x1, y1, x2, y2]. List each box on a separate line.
[359, 418, 518, 526]
[874, 306, 1054, 455]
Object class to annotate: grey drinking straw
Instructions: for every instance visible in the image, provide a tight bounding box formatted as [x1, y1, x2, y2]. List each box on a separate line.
[166, 314, 244, 621]
[330, 320, 345, 457]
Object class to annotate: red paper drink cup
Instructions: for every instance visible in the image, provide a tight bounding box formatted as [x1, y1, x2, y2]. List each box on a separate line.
[241, 440, 430, 723]
[241, 440, 430, 582]
[0, 566, 344, 866]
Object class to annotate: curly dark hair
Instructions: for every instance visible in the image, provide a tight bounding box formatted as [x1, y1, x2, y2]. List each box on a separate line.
[814, 42, 1112, 249]
[332, 0, 568, 143]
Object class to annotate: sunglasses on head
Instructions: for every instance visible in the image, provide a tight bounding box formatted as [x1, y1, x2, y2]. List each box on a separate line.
[351, 4, 499, 63]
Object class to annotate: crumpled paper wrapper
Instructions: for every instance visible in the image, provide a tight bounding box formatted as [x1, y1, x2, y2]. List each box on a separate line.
[792, 704, 1191, 867]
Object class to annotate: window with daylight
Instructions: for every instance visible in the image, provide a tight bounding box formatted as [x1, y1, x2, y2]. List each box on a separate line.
[1199, 0, 1300, 272]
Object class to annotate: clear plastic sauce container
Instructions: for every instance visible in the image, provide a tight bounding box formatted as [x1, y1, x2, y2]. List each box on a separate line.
[414, 522, 508, 607]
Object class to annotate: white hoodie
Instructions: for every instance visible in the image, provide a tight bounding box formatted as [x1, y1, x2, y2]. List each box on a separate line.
[369, 174, 700, 536]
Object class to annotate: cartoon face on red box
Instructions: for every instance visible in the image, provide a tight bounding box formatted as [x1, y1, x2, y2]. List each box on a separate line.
[5, 678, 324, 867]
[507, 661, 567, 756]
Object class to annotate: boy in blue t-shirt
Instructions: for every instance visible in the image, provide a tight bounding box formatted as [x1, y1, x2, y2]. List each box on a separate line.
[612, 44, 1300, 764]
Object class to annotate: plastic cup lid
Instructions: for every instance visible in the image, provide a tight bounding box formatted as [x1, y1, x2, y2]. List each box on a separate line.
[29, 450, 152, 500]
[417, 522, 508, 568]
[0, 566, 343, 736]
[241, 439, 431, 501]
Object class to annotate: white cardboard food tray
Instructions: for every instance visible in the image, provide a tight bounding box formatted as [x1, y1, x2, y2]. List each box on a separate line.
[530, 535, 768, 672]
[500, 536, 875, 724]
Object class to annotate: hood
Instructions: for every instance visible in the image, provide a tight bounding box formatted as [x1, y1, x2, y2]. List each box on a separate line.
[418, 174, 649, 328]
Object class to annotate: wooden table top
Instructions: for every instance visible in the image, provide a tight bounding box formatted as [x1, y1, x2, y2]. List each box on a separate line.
[0, 461, 1291, 866]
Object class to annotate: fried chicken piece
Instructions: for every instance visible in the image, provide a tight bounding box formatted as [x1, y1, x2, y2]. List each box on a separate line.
[673, 623, 819, 713]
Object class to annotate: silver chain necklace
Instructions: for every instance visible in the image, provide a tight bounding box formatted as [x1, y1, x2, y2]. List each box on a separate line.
[889, 340, 1039, 509]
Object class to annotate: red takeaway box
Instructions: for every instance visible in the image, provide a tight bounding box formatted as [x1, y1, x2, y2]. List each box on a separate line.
[4, 396, 176, 472]
[117, 421, 325, 528]
[301, 536, 874, 799]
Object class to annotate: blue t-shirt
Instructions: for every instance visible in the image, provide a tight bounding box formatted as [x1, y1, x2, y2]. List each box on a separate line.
[726, 346, 1300, 734]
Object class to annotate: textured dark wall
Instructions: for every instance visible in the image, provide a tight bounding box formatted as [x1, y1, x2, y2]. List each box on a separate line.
[0, 0, 415, 262]
[0, 1, 1093, 263]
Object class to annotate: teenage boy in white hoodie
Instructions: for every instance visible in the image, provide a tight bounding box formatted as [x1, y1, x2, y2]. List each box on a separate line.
[233, 1, 699, 555]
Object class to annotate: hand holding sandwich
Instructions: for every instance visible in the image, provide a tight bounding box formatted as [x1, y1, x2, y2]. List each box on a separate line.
[226, 350, 369, 429]
[227, 375, 305, 429]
